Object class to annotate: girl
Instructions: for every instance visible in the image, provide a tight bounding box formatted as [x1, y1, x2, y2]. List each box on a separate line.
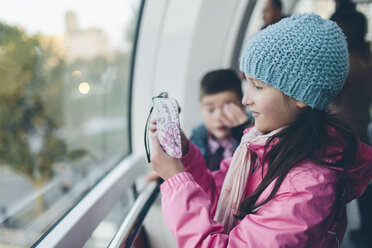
[149, 13, 372, 247]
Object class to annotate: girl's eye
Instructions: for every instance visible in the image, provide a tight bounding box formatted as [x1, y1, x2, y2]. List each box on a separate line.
[251, 81, 262, 90]
[248, 79, 263, 91]
[254, 84, 263, 90]
[207, 108, 214, 113]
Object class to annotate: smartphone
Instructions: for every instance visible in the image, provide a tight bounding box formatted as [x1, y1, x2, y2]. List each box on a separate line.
[152, 93, 182, 158]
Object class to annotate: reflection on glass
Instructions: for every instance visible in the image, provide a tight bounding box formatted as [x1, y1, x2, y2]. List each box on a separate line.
[79, 82, 91, 94]
[0, 0, 140, 246]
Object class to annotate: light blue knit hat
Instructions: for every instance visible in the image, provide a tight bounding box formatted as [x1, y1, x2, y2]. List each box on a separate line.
[240, 13, 349, 109]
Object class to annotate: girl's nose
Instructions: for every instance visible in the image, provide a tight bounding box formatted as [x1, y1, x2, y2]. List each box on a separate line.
[242, 89, 253, 106]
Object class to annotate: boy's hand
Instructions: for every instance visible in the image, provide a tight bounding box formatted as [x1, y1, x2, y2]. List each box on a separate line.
[221, 103, 249, 127]
[149, 120, 185, 180]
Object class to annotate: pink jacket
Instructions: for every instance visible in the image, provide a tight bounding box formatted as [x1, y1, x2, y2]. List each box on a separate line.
[160, 128, 372, 247]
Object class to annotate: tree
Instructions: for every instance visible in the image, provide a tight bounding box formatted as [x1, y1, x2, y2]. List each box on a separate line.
[0, 23, 85, 212]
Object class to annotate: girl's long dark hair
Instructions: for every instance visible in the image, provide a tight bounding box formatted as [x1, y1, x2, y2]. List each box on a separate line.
[236, 107, 358, 218]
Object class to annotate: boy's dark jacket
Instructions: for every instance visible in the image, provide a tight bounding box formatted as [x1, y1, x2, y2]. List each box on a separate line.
[189, 120, 250, 170]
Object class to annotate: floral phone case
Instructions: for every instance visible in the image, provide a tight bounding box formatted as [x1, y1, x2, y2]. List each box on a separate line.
[152, 93, 182, 158]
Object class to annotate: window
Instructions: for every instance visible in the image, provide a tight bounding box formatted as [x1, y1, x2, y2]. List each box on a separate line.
[294, 0, 372, 44]
[0, 0, 141, 246]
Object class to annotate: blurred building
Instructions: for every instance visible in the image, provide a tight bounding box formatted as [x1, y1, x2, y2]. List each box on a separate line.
[64, 11, 109, 62]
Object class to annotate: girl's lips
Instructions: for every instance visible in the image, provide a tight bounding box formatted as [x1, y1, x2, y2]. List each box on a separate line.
[251, 111, 259, 118]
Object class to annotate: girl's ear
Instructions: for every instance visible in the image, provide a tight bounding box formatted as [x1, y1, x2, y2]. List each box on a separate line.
[295, 100, 307, 108]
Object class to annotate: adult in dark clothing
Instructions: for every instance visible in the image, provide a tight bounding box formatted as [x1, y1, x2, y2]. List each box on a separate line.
[330, 10, 371, 145]
[329, 8, 372, 247]
[330, 0, 357, 20]
[262, 0, 284, 29]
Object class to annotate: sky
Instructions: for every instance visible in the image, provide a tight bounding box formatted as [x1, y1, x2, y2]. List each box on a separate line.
[0, 0, 139, 49]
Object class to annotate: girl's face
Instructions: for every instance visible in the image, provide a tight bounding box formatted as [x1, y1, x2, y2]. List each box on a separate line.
[242, 76, 306, 133]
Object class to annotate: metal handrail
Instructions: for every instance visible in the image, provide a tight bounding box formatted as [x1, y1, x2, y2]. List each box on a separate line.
[108, 180, 160, 248]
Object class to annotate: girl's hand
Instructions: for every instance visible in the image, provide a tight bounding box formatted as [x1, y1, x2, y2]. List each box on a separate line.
[149, 120, 185, 180]
[221, 103, 249, 128]
[149, 119, 189, 156]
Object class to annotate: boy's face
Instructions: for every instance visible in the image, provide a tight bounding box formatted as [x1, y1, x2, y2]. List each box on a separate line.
[200, 91, 243, 140]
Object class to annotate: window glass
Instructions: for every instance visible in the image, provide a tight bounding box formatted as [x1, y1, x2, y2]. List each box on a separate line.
[356, 3, 372, 43]
[0, 0, 140, 246]
[293, 0, 335, 18]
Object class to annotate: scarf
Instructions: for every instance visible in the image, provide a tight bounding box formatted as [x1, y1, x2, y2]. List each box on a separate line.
[213, 126, 282, 233]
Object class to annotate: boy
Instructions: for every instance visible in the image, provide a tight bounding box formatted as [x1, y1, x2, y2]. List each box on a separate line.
[190, 69, 252, 171]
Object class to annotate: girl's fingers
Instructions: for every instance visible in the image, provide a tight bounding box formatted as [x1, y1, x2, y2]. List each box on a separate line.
[150, 131, 171, 161]
[149, 131, 185, 180]
[150, 131, 162, 154]
[149, 119, 157, 132]
[149, 124, 157, 132]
